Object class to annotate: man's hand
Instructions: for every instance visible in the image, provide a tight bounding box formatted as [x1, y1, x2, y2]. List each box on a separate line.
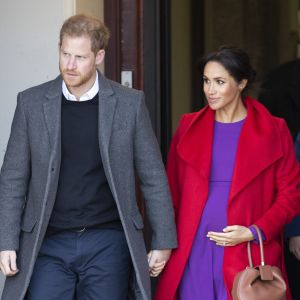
[207, 225, 254, 247]
[147, 249, 171, 277]
[289, 236, 300, 260]
[0, 250, 19, 276]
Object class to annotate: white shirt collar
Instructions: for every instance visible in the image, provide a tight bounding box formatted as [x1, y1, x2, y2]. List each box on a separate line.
[62, 72, 99, 101]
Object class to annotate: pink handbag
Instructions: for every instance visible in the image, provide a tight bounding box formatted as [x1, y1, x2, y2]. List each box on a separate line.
[231, 225, 286, 300]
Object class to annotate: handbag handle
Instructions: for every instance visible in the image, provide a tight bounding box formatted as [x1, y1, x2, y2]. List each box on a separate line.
[247, 224, 265, 267]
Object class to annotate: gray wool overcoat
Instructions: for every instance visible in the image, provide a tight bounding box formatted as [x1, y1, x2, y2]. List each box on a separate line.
[0, 72, 177, 300]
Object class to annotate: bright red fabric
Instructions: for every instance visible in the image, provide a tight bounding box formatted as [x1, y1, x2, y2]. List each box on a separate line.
[155, 97, 300, 300]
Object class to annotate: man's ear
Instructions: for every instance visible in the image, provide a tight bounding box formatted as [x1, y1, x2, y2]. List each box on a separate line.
[95, 49, 105, 65]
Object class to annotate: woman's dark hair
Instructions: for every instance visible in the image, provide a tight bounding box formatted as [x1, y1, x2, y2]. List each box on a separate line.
[200, 46, 256, 94]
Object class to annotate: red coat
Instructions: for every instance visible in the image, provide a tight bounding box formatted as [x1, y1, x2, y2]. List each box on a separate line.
[155, 97, 300, 300]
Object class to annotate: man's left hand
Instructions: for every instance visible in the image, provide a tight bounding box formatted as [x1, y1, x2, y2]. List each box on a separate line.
[147, 249, 171, 277]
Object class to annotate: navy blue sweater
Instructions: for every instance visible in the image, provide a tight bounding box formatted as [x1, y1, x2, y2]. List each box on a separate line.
[48, 94, 121, 231]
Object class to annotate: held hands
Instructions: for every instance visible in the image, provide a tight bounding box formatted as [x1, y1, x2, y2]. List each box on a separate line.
[207, 225, 254, 247]
[147, 249, 171, 277]
[0, 250, 19, 276]
[289, 236, 300, 260]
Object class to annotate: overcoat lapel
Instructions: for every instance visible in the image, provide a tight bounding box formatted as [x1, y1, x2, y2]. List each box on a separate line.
[176, 97, 283, 201]
[42, 73, 117, 163]
[97, 72, 116, 160]
[229, 98, 283, 200]
[43, 76, 62, 156]
[177, 106, 214, 181]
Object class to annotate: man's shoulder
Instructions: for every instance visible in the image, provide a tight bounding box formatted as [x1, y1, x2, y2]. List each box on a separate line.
[262, 59, 300, 87]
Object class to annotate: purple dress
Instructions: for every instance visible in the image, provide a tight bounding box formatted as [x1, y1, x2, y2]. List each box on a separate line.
[179, 119, 245, 300]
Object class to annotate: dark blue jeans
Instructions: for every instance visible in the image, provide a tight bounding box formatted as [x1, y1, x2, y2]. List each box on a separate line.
[27, 229, 131, 300]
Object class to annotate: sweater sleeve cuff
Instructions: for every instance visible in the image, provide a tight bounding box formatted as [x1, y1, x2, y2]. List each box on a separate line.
[249, 225, 266, 244]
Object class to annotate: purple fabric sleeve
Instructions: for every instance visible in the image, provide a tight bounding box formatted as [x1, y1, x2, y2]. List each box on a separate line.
[249, 225, 266, 244]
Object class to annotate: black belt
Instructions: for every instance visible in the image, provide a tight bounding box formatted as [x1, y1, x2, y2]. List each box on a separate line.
[46, 226, 92, 236]
[46, 222, 123, 236]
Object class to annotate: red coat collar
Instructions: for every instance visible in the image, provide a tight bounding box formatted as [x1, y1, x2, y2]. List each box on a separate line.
[177, 97, 283, 199]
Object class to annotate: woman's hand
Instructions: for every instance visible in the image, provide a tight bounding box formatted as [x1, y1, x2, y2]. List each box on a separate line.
[207, 225, 254, 247]
[147, 249, 171, 277]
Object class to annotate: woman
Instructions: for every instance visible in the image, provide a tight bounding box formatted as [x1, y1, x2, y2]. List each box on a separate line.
[155, 46, 300, 300]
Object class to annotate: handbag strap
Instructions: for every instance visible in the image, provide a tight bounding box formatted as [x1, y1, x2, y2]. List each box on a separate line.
[247, 224, 265, 267]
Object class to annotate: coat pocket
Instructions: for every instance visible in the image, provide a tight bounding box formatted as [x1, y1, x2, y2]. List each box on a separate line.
[131, 213, 144, 230]
[21, 213, 37, 233]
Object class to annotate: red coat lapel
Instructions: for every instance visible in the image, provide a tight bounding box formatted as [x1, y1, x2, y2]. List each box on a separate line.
[176, 97, 283, 199]
[229, 97, 283, 200]
[177, 106, 214, 181]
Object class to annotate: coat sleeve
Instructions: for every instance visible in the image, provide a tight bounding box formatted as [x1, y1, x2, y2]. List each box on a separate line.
[255, 119, 300, 241]
[133, 92, 177, 250]
[0, 92, 31, 251]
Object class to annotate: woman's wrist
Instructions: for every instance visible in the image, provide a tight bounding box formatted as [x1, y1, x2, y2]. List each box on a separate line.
[244, 226, 254, 242]
[248, 225, 266, 243]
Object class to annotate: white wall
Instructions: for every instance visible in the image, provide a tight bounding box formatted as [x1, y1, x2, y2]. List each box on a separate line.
[0, 0, 75, 296]
[0, 0, 75, 166]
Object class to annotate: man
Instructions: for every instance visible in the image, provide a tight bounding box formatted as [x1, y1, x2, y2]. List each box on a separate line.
[259, 58, 300, 140]
[284, 130, 300, 300]
[0, 14, 177, 300]
[259, 59, 300, 300]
